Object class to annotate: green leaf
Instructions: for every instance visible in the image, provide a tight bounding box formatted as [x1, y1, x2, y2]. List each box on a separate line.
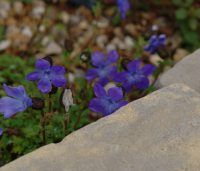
[194, 8, 200, 19]
[189, 18, 198, 30]
[172, 0, 182, 6]
[184, 0, 193, 7]
[176, 8, 188, 20]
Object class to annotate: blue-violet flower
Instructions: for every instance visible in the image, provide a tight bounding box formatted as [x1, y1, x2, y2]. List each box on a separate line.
[144, 34, 166, 54]
[86, 50, 119, 86]
[26, 59, 67, 93]
[0, 84, 32, 118]
[114, 59, 156, 92]
[89, 84, 128, 116]
[116, 0, 130, 19]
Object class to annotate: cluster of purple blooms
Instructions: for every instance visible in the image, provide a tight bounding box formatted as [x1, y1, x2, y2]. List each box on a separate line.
[0, 33, 165, 135]
[0, 58, 67, 136]
[87, 50, 156, 116]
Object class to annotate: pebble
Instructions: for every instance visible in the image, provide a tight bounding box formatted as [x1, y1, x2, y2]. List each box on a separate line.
[45, 42, 62, 55]
[31, 1, 45, 19]
[6, 25, 20, 36]
[125, 24, 138, 37]
[96, 35, 108, 49]
[70, 15, 81, 25]
[149, 54, 163, 66]
[39, 25, 46, 32]
[0, 1, 11, 19]
[79, 20, 89, 30]
[42, 36, 50, 46]
[94, 18, 109, 28]
[104, 82, 117, 91]
[106, 43, 116, 51]
[0, 40, 11, 51]
[68, 73, 75, 83]
[13, 1, 24, 15]
[21, 27, 33, 38]
[114, 27, 123, 39]
[112, 37, 126, 50]
[60, 12, 70, 24]
[124, 36, 135, 49]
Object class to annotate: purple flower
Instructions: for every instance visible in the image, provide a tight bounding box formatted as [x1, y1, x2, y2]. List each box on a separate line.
[0, 128, 3, 136]
[26, 59, 67, 93]
[89, 84, 128, 116]
[144, 34, 166, 54]
[116, 0, 130, 19]
[114, 60, 156, 92]
[0, 84, 32, 119]
[86, 50, 119, 86]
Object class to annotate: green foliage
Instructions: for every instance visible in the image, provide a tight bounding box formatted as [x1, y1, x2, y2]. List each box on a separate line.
[172, 0, 200, 51]
[175, 8, 187, 19]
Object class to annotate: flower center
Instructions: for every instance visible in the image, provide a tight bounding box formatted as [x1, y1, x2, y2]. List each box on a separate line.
[44, 70, 51, 75]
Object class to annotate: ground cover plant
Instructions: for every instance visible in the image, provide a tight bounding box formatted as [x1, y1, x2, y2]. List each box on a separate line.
[0, 0, 200, 165]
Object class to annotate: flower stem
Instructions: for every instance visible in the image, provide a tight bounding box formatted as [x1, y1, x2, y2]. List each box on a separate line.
[48, 94, 52, 113]
[41, 110, 46, 145]
[74, 112, 82, 130]
[64, 112, 70, 136]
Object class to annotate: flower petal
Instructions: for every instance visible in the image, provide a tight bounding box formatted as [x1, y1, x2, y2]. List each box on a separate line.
[135, 77, 149, 90]
[108, 66, 118, 80]
[159, 34, 166, 44]
[86, 69, 98, 80]
[3, 84, 26, 100]
[0, 97, 26, 118]
[91, 52, 105, 66]
[52, 75, 67, 88]
[117, 0, 130, 19]
[51, 66, 66, 74]
[26, 71, 41, 81]
[0, 128, 3, 136]
[97, 77, 109, 86]
[108, 87, 123, 101]
[127, 60, 141, 73]
[35, 59, 50, 70]
[107, 50, 119, 63]
[38, 77, 52, 93]
[113, 71, 128, 83]
[142, 64, 156, 76]
[122, 81, 134, 92]
[89, 98, 107, 115]
[117, 100, 128, 108]
[94, 84, 106, 97]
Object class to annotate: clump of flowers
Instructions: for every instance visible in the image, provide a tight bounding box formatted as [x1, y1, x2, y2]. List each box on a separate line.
[89, 84, 128, 116]
[114, 59, 156, 92]
[0, 84, 32, 118]
[144, 34, 166, 54]
[116, 0, 130, 19]
[26, 59, 67, 93]
[86, 50, 119, 86]
[87, 49, 157, 117]
[0, 57, 70, 143]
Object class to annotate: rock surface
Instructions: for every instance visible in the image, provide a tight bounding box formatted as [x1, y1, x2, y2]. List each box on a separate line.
[156, 49, 200, 92]
[1, 84, 200, 171]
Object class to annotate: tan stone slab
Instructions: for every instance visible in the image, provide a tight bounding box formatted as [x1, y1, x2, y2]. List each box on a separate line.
[156, 49, 200, 92]
[1, 84, 200, 171]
